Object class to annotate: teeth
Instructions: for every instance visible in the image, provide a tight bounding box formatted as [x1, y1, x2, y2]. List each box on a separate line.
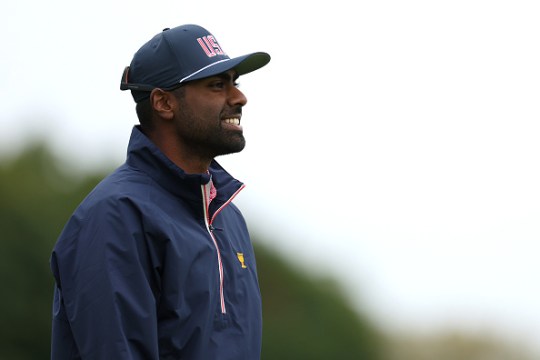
[224, 118, 240, 126]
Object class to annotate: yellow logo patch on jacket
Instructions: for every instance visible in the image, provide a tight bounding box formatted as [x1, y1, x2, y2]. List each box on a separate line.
[236, 252, 247, 268]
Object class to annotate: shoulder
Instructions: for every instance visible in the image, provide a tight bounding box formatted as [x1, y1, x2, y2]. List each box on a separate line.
[59, 165, 160, 235]
[82, 164, 156, 208]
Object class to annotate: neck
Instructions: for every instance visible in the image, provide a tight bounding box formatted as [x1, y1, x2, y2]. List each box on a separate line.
[146, 128, 212, 174]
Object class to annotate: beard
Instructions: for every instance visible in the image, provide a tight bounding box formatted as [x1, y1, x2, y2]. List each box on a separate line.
[175, 105, 246, 159]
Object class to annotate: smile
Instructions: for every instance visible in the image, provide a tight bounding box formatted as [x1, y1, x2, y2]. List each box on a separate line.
[223, 117, 240, 126]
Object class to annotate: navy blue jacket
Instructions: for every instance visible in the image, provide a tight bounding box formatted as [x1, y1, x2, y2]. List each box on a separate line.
[50, 126, 262, 359]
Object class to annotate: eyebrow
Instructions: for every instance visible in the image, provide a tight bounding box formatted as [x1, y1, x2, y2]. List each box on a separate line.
[215, 71, 239, 82]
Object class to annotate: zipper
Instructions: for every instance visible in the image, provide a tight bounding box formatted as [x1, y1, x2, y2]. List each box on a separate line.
[202, 182, 227, 314]
[201, 181, 246, 315]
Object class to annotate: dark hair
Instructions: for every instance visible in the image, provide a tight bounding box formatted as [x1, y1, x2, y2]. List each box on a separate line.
[135, 98, 154, 132]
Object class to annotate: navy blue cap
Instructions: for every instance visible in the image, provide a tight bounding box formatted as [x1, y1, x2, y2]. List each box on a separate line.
[120, 24, 271, 103]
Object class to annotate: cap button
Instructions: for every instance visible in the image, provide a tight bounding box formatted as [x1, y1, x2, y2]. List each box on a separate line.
[162, 28, 170, 31]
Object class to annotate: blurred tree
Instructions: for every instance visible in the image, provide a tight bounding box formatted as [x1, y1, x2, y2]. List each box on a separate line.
[0, 143, 385, 359]
[0, 143, 106, 359]
[255, 242, 384, 359]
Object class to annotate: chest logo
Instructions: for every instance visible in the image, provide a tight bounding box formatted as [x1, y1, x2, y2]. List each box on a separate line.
[236, 252, 247, 269]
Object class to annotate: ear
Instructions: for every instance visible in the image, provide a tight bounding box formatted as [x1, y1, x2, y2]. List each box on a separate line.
[150, 89, 176, 121]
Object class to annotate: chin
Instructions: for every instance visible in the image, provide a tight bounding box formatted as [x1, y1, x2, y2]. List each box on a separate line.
[216, 141, 246, 157]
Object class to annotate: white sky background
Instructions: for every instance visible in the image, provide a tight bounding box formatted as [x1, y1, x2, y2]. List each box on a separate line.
[2, 0, 540, 352]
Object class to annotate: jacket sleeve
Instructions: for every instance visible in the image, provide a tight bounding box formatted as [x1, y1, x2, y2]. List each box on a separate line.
[51, 197, 160, 359]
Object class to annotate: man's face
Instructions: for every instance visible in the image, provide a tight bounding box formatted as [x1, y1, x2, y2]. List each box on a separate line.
[173, 70, 248, 159]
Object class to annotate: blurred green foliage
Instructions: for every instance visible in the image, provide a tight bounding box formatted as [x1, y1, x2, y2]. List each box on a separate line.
[0, 143, 106, 359]
[1, 143, 537, 360]
[0, 143, 384, 359]
[256, 242, 383, 359]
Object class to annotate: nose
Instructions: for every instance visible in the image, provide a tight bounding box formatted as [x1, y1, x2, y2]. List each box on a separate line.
[228, 85, 247, 107]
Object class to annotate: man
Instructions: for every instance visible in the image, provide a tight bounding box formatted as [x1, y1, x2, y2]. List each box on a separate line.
[50, 24, 270, 359]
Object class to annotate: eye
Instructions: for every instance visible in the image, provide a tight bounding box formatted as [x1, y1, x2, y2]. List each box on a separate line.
[209, 79, 240, 90]
[210, 80, 226, 89]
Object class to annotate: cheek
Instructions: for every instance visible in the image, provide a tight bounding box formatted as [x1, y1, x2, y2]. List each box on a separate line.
[179, 94, 225, 128]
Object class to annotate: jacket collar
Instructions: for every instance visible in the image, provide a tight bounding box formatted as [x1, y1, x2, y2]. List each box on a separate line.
[125, 126, 244, 203]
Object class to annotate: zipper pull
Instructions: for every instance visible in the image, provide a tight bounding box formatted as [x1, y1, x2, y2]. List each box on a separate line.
[209, 224, 215, 232]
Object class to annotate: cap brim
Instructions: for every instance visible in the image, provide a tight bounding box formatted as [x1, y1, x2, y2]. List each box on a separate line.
[180, 52, 271, 83]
